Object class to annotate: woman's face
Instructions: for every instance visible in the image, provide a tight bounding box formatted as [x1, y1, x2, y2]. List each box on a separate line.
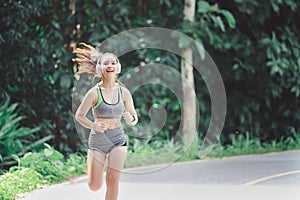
[101, 54, 118, 76]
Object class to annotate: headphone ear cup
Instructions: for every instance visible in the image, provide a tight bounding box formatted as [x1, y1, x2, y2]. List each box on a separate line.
[117, 63, 121, 74]
[96, 64, 102, 77]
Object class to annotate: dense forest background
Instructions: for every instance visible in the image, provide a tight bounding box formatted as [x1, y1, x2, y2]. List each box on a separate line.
[1, 0, 299, 169]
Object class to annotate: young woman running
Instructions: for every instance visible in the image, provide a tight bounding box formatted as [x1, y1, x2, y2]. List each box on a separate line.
[72, 43, 138, 200]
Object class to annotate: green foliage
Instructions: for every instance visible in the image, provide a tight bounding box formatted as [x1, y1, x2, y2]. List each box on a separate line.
[0, 0, 299, 156]
[203, 0, 300, 141]
[64, 153, 88, 177]
[211, 132, 265, 157]
[127, 133, 197, 167]
[20, 144, 87, 183]
[263, 28, 300, 96]
[0, 95, 52, 171]
[0, 0, 79, 154]
[21, 144, 65, 183]
[0, 144, 87, 200]
[197, 1, 236, 29]
[125, 138, 182, 168]
[209, 131, 300, 158]
[0, 167, 46, 200]
[126, 130, 300, 167]
[176, 137, 201, 162]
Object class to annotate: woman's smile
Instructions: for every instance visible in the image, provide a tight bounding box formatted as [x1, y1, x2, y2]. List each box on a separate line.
[105, 67, 116, 73]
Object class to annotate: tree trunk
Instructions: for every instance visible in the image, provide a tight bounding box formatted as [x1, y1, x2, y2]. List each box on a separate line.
[181, 0, 197, 143]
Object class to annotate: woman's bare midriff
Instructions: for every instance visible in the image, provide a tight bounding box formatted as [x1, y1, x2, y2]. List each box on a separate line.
[94, 118, 122, 130]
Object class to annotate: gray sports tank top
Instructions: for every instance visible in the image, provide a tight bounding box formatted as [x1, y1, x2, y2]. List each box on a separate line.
[92, 84, 125, 119]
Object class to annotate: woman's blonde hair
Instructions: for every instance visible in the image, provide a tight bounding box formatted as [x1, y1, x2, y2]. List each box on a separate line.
[72, 43, 102, 77]
[72, 42, 124, 86]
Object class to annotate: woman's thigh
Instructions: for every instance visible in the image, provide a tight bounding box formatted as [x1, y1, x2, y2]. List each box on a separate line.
[108, 146, 127, 171]
[87, 149, 106, 184]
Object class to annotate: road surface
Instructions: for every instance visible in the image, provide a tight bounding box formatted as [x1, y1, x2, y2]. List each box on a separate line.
[20, 150, 300, 200]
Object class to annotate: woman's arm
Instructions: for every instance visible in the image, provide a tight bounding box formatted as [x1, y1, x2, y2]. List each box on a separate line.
[75, 87, 98, 130]
[122, 87, 138, 126]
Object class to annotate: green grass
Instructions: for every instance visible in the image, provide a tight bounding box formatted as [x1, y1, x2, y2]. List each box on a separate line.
[0, 167, 47, 200]
[125, 131, 300, 167]
[124, 138, 183, 168]
[209, 131, 300, 158]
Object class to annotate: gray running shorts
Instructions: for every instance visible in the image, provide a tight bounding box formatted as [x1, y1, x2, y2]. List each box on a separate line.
[88, 127, 126, 154]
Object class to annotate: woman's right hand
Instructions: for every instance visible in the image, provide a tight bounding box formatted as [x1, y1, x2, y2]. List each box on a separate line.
[92, 122, 110, 132]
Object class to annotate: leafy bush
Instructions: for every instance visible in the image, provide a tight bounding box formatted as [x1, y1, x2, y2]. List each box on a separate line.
[21, 144, 65, 183]
[0, 95, 52, 172]
[64, 153, 87, 177]
[0, 144, 86, 200]
[20, 144, 87, 183]
[0, 143, 87, 200]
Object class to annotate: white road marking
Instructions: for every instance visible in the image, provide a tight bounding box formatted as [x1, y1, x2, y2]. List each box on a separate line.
[243, 169, 300, 185]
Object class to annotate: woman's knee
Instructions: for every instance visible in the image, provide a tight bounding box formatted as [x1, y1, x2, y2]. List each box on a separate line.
[106, 170, 121, 185]
[87, 149, 106, 191]
[88, 180, 103, 191]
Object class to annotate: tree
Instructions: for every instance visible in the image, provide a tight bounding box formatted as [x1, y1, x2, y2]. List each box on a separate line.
[181, 0, 197, 143]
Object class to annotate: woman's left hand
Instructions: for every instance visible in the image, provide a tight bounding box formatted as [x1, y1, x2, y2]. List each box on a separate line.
[122, 111, 134, 122]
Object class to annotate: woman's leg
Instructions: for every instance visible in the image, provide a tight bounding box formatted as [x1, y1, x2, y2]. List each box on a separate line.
[105, 146, 127, 200]
[87, 149, 106, 191]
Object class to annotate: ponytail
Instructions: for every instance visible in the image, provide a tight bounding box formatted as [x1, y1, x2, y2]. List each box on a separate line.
[72, 43, 102, 77]
[72, 43, 123, 85]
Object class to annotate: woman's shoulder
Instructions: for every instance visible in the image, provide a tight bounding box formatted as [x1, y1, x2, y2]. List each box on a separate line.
[119, 85, 132, 100]
[120, 85, 130, 94]
[84, 84, 99, 98]
[88, 84, 99, 92]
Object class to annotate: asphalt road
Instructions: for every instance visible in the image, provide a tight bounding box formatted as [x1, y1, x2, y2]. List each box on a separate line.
[20, 150, 300, 200]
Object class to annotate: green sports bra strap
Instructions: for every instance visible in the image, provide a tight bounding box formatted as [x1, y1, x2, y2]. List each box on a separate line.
[93, 85, 103, 109]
